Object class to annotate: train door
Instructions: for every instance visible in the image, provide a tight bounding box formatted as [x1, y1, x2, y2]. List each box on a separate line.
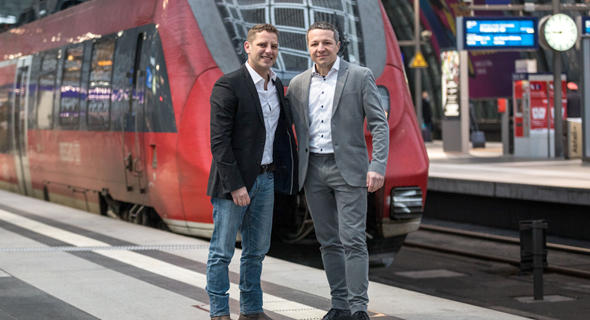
[122, 29, 149, 196]
[11, 57, 33, 196]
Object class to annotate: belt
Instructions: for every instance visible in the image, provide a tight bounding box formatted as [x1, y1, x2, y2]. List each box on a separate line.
[260, 163, 276, 174]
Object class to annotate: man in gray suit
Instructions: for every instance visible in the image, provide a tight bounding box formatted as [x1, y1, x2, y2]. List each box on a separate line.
[286, 22, 389, 320]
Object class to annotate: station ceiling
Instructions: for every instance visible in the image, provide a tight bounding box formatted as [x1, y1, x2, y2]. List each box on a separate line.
[0, 0, 38, 18]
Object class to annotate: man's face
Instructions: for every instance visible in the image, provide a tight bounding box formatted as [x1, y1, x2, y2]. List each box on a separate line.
[244, 31, 278, 74]
[307, 29, 340, 70]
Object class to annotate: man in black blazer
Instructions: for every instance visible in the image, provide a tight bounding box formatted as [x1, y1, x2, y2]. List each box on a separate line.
[206, 24, 297, 320]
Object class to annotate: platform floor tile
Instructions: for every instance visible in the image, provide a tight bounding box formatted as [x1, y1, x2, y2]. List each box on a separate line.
[0, 189, 531, 320]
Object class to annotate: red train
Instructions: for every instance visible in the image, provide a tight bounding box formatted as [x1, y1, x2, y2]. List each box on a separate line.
[0, 0, 428, 260]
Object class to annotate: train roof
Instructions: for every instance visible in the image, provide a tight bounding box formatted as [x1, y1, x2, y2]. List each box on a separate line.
[0, 0, 156, 62]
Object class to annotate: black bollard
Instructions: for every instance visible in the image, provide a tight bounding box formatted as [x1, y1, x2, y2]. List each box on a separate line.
[519, 220, 548, 301]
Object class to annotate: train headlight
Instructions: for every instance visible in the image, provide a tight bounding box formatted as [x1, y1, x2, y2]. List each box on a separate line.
[390, 186, 423, 220]
[378, 85, 390, 119]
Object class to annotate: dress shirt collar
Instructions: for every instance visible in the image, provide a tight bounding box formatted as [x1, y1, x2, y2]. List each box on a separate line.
[312, 56, 340, 77]
[245, 62, 277, 86]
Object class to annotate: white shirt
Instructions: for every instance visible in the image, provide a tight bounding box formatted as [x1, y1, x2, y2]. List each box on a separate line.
[309, 56, 340, 153]
[245, 62, 280, 165]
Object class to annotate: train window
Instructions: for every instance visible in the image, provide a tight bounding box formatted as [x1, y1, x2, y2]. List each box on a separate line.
[59, 44, 84, 128]
[143, 30, 177, 133]
[37, 51, 59, 129]
[88, 38, 115, 130]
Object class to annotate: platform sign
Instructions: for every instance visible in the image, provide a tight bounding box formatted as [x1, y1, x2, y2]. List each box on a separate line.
[457, 17, 539, 51]
[409, 51, 428, 68]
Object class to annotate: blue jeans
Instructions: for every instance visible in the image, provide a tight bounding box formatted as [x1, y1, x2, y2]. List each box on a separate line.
[206, 172, 274, 317]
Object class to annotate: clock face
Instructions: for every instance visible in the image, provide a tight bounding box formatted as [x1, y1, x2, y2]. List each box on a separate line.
[544, 14, 578, 51]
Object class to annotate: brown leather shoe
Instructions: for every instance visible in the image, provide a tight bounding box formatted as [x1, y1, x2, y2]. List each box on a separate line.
[211, 316, 231, 320]
[238, 312, 273, 319]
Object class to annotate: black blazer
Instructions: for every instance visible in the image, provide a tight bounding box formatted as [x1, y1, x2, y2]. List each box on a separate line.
[207, 65, 298, 200]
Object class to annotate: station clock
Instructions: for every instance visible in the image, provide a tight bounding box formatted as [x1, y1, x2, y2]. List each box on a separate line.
[540, 14, 578, 52]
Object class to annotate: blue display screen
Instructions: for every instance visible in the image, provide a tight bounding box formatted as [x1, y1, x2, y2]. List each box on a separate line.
[583, 17, 590, 35]
[459, 17, 538, 51]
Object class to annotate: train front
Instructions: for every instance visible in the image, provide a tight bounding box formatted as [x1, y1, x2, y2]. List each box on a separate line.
[186, 0, 429, 259]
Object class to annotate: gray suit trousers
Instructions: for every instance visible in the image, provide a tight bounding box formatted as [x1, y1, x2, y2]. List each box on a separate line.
[304, 153, 369, 313]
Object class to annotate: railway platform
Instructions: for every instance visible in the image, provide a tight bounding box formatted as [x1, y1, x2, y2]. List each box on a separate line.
[427, 141, 590, 206]
[425, 141, 590, 241]
[0, 189, 528, 320]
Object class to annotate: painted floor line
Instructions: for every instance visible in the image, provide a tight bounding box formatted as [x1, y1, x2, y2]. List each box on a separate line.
[0, 209, 328, 319]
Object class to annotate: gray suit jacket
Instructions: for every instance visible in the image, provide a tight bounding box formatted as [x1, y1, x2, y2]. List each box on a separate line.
[287, 59, 389, 190]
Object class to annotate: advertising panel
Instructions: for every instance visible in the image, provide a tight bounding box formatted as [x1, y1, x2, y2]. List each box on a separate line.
[441, 51, 460, 117]
[528, 80, 567, 130]
[529, 81, 548, 130]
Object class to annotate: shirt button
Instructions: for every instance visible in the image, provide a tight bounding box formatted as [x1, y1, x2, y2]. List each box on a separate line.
[321, 120, 324, 123]
[322, 91, 324, 94]
[320, 148, 323, 151]
[321, 105, 324, 108]
[321, 135, 324, 137]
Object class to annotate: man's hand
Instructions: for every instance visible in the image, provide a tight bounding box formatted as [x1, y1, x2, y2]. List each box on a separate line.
[366, 171, 384, 193]
[231, 187, 250, 206]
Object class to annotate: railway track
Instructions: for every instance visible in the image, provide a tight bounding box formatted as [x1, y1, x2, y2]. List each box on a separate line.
[404, 224, 590, 279]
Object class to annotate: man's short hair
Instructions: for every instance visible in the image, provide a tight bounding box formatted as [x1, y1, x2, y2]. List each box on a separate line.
[306, 21, 340, 43]
[247, 24, 279, 43]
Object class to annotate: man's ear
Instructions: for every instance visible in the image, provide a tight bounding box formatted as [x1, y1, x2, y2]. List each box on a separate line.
[244, 41, 251, 55]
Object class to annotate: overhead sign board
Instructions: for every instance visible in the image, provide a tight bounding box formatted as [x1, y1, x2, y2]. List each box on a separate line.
[457, 17, 539, 51]
[0, 15, 17, 24]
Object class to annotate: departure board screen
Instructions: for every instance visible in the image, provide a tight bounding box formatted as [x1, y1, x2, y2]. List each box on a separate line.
[583, 17, 590, 35]
[457, 17, 538, 51]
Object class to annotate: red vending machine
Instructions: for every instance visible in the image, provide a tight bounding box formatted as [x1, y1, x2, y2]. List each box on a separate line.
[512, 74, 567, 157]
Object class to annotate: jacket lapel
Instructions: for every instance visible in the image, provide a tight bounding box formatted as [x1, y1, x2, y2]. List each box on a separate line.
[332, 59, 349, 117]
[241, 65, 265, 126]
[301, 68, 312, 127]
